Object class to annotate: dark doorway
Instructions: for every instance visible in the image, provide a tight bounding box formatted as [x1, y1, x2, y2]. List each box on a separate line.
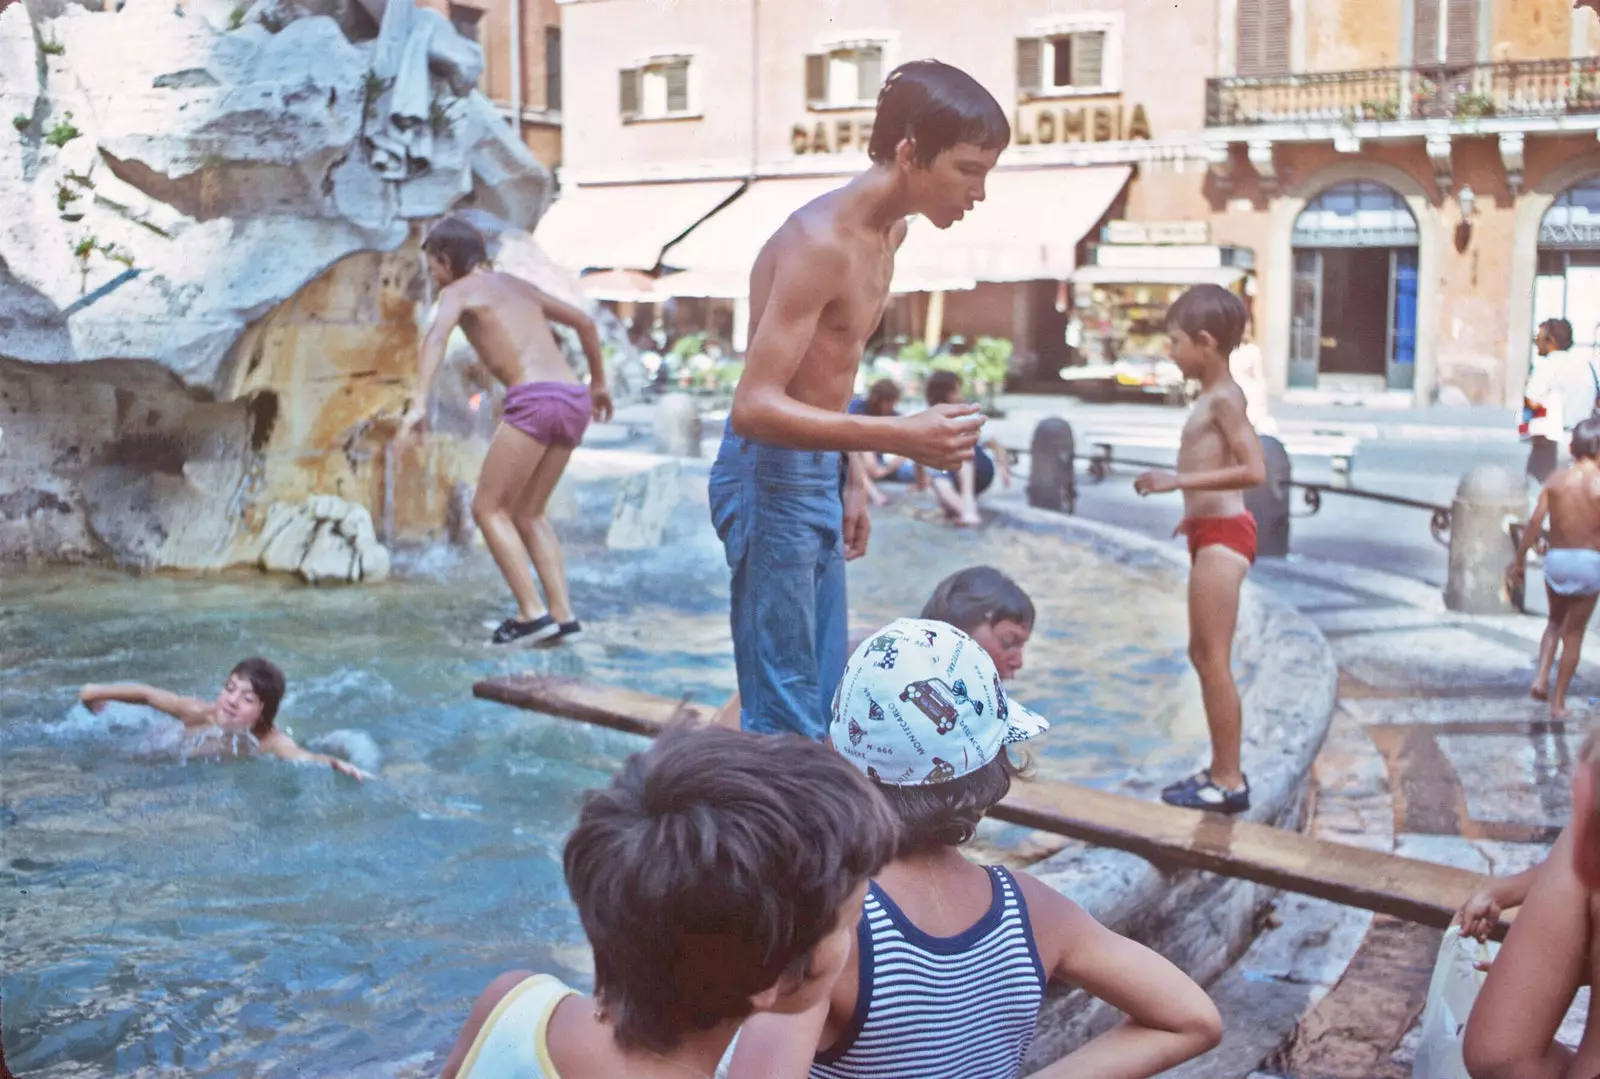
[1316, 248, 1390, 377]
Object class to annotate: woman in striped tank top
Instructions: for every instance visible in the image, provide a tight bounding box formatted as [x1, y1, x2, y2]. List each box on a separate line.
[728, 570, 1222, 1079]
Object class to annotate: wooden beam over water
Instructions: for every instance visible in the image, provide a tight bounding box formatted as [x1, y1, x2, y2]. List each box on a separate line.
[473, 674, 1511, 939]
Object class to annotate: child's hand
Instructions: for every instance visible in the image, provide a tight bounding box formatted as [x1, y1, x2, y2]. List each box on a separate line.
[79, 685, 106, 713]
[330, 758, 373, 782]
[1455, 887, 1502, 942]
[1134, 470, 1181, 496]
[1505, 562, 1526, 591]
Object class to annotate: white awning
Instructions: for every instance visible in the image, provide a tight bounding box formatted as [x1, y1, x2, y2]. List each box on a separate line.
[1070, 265, 1248, 288]
[661, 176, 847, 284]
[892, 165, 1132, 287]
[535, 180, 745, 273]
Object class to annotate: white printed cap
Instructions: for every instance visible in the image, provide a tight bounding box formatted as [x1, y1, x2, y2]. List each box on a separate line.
[829, 617, 1049, 786]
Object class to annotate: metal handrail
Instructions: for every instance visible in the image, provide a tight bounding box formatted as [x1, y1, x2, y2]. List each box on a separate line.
[1084, 448, 1454, 547]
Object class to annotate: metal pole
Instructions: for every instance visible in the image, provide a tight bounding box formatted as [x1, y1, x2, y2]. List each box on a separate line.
[508, 0, 522, 136]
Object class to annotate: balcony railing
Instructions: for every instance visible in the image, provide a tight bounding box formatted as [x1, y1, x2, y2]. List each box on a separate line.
[1206, 57, 1600, 128]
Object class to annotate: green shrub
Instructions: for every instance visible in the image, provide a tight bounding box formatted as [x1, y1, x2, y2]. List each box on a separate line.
[44, 112, 80, 149]
[11, 114, 28, 133]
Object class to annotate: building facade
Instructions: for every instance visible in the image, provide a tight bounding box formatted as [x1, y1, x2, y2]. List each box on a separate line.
[428, 0, 564, 168]
[550, 0, 1600, 407]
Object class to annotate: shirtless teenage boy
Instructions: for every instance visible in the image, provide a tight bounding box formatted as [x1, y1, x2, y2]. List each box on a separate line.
[1134, 285, 1266, 813]
[710, 60, 1005, 740]
[1507, 415, 1600, 718]
[78, 657, 372, 780]
[396, 217, 613, 646]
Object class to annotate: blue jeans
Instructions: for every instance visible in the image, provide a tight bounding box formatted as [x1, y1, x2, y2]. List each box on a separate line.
[708, 426, 848, 740]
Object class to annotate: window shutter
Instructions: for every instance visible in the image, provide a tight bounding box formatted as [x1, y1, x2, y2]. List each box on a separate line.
[805, 53, 827, 106]
[665, 62, 689, 113]
[619, 67, 638, 119]
[1016, 37, 1041, 96]
[1261, 0, 1290, 75]
[1445, 0, 1476, 63]
[545, 26, 561, 111]
[1414, 0, 1441, 63]
[1237, 0, 1264, 77]
[856, 46, 883, 103]
[1071, 30, 1105, 88]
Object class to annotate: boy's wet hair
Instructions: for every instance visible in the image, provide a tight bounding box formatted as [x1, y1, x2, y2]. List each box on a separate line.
[229, 657, 285, 737]
[1573, 415, 1600, 460]
[869, 60, 1010, 168]
[924, 369, 962, 407]
[422, 216, 488, 282]
[1167, 284, 1249, 356]
[865, 378, 902, 415]
[920, 565, 1036, 634]
[875, 750, 1026, 856]
[563, 725, 899, 1054]
[1542, 318, 1575, 352]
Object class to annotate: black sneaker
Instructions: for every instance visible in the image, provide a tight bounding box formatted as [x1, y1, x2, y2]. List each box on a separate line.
[539, 620, 582, 645]
[491, 615, 560, 645]
[1160, 770, 1250, 814]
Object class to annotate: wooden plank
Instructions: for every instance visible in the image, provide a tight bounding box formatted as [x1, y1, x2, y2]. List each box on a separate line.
[473, 674, 1512, 939]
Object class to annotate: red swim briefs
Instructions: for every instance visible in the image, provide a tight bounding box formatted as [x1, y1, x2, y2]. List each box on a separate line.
[1185, 512, 1257, 564]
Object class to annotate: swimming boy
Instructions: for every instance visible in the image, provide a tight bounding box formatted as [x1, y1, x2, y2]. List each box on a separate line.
[396, 217, 613, 647]
[924, 369, 1012, 527]
[78, 657, 372, 780]
[1508, 415, 1600, 719]
[710, 564, 1036, 730]
[1133, 285, 1266, 813]
[437, 724, 899, 1079]
[712, 60, 1004, 740]
[726, 619, 1222, 1079]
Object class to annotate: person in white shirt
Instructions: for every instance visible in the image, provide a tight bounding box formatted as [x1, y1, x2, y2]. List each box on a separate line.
[1523, 319, 1598, 485]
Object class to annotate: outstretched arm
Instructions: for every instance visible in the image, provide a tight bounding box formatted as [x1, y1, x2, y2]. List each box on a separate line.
[395, 284, 467, 444]
[535, 289, 612, 422]
[258, 731, 372, 781]
[1023, 875, 1222, 1079]
[1456, 862, 1544, 942]
[79, 683, 213, 727]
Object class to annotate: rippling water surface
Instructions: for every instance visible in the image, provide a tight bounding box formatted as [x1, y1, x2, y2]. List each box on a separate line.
[2, 477, 1206, 1077]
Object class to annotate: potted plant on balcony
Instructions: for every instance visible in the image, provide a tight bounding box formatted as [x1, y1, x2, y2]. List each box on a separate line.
[1455, 91, 1496, 120]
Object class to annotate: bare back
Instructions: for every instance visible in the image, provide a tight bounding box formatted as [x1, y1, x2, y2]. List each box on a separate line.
[747, 186, 906, 412]
[440, 269, 575, 389]
[1177, 379, 1253, 518]
[1545, 463, 1600, 550]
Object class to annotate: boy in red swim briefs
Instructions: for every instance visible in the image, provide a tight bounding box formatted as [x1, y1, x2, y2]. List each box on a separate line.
[1134, 284, 1266, 813]
[396, 217, 613, 646]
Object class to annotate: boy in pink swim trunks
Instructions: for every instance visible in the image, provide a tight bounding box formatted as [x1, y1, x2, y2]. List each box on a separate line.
[396, 217, 613, 645]
[1134, 284, 1266, 814]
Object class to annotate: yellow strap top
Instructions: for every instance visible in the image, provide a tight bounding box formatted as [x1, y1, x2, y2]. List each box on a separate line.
[456, 974, 576, 1079]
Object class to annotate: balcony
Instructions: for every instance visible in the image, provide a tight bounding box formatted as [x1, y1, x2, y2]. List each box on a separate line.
[1206, 57, 1600, 128]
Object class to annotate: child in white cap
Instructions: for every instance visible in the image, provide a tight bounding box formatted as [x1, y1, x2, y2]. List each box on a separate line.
[726, 617, 1222, 1079]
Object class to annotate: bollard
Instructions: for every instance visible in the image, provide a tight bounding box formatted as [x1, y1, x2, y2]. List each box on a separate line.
[1026, 417, 1076, 514]
[1445, 465, 1526, 614]
[1243, 435, 1292, 558]
[653, 393, 702, 458]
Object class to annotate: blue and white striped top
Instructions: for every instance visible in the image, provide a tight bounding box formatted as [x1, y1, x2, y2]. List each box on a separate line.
[810, 865, 1048, 1079]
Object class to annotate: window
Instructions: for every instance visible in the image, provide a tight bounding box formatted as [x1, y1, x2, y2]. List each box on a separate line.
[804, 44, 885, 109]
[448, 2, 482, 45]
[1236, 0, 1290, 78]
[619, 58, 693, 122]
[1413, 0, 1477, 64]
[1016, 28, 1113, 97]
[545, 26, 561, 112]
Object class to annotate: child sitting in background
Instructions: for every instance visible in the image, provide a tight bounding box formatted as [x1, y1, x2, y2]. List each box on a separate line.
[79, 657, 371, 780]
[439, 725, 899, 1079]
[726, 618, 1222, 1079]
[848, 378, 927, 506]
[923, 370, 1011, 527]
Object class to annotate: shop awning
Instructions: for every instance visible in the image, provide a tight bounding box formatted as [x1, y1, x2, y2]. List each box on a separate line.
[535, 180, 745, 273]
[660, 176, 847, 284]
[893, 166, 1132, 286]
[1070, 265, 1248, 288]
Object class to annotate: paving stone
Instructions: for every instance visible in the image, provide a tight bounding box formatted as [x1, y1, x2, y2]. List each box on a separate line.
[1436, 732, 1580, 828]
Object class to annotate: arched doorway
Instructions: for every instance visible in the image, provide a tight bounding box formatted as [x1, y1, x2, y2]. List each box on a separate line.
[1289, 181, 1420, 391]
[1534, 177, 1600, 366]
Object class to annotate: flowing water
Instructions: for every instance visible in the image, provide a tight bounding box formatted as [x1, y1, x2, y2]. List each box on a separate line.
[2, 475, 1210, 1077]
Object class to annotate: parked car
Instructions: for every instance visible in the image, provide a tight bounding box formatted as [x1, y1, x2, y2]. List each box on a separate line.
[1057, 353, 1193, 405]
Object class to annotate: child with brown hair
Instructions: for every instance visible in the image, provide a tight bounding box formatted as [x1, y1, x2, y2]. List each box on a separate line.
[1134, 284, 1266, 814]
[439, 725, 900, 1079]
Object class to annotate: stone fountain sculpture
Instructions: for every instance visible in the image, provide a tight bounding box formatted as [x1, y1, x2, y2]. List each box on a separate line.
[0, 0, 558, 580]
